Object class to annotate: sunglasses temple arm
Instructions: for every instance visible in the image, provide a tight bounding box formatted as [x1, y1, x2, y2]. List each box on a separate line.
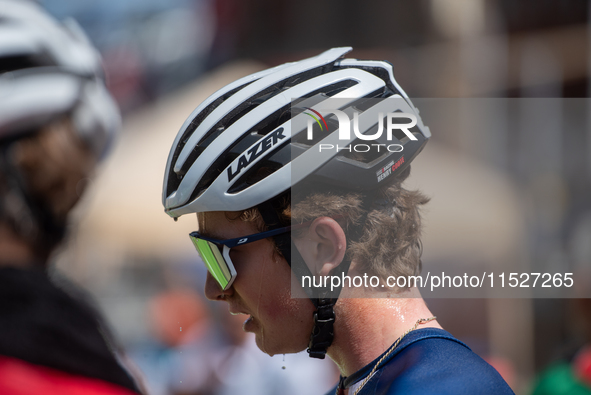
[224, 225, 295, 248]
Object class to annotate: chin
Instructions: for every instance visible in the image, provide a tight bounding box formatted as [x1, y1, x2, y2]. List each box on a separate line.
[254, 331, 308, 357]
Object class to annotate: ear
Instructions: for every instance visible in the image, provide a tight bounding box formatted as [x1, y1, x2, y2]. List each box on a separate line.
[292, 217, 347, 277]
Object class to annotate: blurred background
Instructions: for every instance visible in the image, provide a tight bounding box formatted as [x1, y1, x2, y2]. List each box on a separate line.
[40, 0, 591, 394]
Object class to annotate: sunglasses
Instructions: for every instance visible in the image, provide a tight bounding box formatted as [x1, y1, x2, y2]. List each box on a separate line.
[189, 225, 297, 291]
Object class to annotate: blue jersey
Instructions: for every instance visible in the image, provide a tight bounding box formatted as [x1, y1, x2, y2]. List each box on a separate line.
[327, 328, 514, 395]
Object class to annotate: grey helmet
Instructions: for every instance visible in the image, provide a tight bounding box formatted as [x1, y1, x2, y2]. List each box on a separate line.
[163, 47, 430, 219]
[0, 0, 120, 258]
[0, 0, 120, 158]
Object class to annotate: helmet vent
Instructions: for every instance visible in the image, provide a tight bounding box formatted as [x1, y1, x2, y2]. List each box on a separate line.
[0, 54, 51, 73]
[165, 82, 250, 196]
[187, 104, 292, 203]
[171, 75, 360, 197]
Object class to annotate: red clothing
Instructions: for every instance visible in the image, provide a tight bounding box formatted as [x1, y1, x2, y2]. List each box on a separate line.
[0, 267, 141, 394]
[0, 356, 137, 395]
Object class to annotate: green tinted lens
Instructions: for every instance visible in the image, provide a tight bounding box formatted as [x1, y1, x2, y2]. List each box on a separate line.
[190, 237, 231, 289]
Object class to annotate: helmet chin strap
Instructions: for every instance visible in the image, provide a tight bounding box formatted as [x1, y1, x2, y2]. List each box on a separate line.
[257, 191, 375, 359]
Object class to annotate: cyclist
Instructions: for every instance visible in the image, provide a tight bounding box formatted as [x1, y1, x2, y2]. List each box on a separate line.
[163, 47, 513, 394]
[0, 1, 142, 393]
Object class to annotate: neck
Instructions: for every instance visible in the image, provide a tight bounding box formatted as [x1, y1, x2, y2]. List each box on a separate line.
[327, 288, 441, 377]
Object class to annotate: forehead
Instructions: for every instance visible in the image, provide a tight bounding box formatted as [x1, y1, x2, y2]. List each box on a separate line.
[196, 211, 259, 239]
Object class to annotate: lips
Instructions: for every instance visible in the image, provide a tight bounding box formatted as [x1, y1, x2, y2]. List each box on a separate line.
[229, 305, 250, 316]
[243, 315, 255, 332]
[228, 306, 257, 332]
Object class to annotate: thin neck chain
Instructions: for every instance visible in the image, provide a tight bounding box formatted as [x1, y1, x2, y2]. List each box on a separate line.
[336, 316, 437, 395]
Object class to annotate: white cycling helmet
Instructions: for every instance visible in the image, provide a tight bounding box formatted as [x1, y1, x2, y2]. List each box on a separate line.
[163, 47, 430, 219]
[163, 47, 431, 359]
[0, 0, 120, 159]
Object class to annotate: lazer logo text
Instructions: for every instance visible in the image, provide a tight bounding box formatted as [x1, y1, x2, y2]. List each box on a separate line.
[227, 127, 286, 182]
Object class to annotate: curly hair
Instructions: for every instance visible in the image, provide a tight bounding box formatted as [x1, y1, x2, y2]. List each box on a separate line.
[229, 167, 429, 286]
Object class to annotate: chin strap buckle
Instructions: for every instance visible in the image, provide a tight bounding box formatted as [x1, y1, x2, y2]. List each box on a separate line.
[307, 300, 335, 359]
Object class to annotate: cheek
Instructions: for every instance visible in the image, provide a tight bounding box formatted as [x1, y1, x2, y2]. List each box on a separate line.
[261, 279, 301, 319]
[235, 242, 314, 338]
[258, 255, 314, 328]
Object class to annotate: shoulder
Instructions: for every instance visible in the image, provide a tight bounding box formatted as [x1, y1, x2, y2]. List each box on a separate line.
[0, 267, 141, 393]
[378, 328, 514, 395]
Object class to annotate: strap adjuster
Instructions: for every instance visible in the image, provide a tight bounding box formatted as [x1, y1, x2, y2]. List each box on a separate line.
[307, 303, 336, 359]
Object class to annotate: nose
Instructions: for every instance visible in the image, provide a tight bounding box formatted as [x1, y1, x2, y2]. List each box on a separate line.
[204, 271, 232, 301]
